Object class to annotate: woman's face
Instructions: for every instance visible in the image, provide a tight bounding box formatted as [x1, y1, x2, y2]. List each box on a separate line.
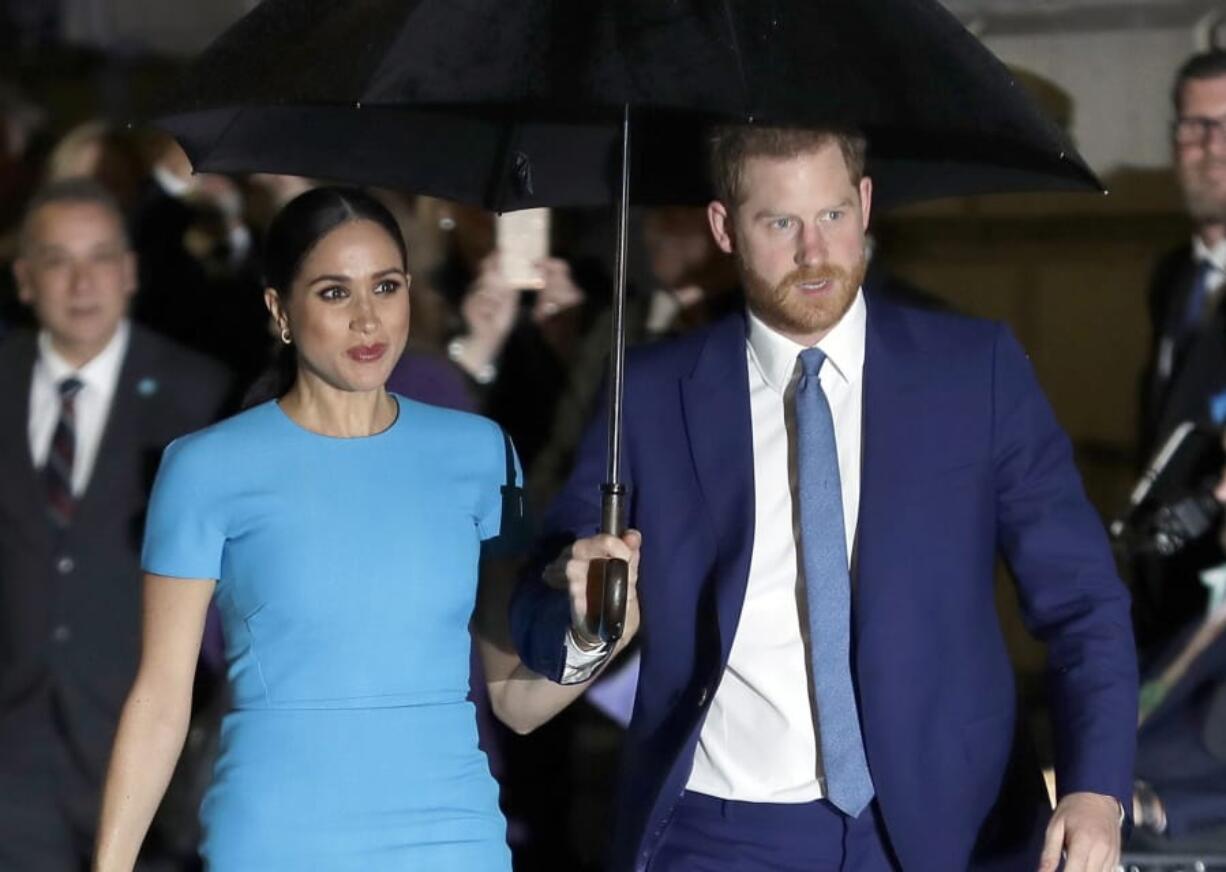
[268, 219, 411, 394]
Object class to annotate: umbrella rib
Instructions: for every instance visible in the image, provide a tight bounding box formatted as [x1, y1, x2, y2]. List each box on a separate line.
[718, 0, 753, 118]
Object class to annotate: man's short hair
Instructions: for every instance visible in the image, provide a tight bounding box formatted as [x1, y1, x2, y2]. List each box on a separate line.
[1172, 49, 1226, 115]
[707, 125, 868, 207]
[18, 177, 130, 255]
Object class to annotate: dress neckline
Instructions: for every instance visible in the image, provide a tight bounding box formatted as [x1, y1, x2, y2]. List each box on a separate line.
[271, 395, 403, 442]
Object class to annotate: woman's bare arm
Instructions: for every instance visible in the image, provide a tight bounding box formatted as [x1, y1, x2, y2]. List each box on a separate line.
[476, 532, 640, 735]
[94, 574, 215, 872]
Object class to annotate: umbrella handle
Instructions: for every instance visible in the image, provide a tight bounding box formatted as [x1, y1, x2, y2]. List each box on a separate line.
[598, 559, 628, 643]
[595, 483, 628, 643]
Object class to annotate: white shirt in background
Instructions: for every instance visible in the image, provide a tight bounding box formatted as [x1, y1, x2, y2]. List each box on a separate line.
[28, 320, 130, 496]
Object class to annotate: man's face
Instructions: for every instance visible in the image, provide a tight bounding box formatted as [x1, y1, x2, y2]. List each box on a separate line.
[707, 141, 871, 345]
[14, 201, 136, 362]
[1175, 75, 1226, 225]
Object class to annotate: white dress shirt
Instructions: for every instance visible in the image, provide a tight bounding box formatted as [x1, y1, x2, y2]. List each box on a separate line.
[28, 321, 130, 496]
[686, 290, 866, 803]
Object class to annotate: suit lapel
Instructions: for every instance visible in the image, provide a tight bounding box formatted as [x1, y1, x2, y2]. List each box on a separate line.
[679, 314, 756, 662]
[1154, 257, 1212, 428]
[0, 333, 48, 514]
[75, 329, 159, 523]
[856, 296, 925, 632]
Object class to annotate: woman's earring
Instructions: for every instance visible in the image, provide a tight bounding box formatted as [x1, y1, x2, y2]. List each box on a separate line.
[280, 326, 292, 345]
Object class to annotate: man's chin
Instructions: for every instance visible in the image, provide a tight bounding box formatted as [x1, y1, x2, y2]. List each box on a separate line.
[52, 321, 120, 352]
[1181, 180, 1226, 223]
[767, 305, 848, 340]
[788, 290, 855, 328]
[1187, 203, 1226, 226]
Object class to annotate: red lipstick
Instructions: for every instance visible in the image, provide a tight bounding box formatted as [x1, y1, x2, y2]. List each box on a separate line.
[346, 343, 387, 363]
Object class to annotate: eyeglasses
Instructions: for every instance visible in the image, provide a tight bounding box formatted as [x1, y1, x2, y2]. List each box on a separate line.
[1173, 114, 1226, 146]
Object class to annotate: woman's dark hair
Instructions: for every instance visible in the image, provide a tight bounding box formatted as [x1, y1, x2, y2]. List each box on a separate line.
[243, 186, 408, 406]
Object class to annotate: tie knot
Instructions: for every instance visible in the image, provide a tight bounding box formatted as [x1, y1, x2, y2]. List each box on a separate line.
[799, 347, 827, 379]
[58, 376, 83, 401]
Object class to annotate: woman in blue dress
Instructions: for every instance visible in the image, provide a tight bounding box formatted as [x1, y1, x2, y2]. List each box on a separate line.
[93, 187, 640, 870]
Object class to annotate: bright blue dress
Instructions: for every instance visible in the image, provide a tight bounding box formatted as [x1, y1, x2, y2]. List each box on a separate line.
[142, 396, 519, 870]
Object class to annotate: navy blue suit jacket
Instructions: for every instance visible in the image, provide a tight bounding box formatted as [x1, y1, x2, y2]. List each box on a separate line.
[512, 293, 1138, 871]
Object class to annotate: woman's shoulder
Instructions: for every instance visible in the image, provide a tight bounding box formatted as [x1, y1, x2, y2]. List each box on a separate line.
[395, 395, 504, 443]
[393, 396, 514, 476]
[162, 401, 281, 466]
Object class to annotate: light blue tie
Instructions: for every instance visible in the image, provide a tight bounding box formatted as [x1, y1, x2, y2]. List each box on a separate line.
[795, 347, 875, 817]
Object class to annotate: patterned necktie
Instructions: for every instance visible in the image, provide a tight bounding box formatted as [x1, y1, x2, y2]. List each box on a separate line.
[794, 347, 875, 817]
[44, 376, 84, 529]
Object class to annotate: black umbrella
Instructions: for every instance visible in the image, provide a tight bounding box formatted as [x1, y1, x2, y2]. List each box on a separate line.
[155, 0, 1102, 642]
[159, 0, 1098, 210]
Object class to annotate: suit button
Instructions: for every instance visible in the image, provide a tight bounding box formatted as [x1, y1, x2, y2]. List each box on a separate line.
[56, 555, 74, 575]
[697, 685, 709, 707]
[52, 625, 71, 643]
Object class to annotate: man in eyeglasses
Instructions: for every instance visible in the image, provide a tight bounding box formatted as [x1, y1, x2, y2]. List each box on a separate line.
[0, 179, 231, 870]
[1139, 49, 1226, 655]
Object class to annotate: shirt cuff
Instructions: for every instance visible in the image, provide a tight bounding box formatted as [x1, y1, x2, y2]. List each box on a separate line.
[560, 628, 612, 685]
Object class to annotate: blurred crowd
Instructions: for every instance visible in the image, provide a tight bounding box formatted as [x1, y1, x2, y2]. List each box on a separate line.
[2, 48, 1226, 871]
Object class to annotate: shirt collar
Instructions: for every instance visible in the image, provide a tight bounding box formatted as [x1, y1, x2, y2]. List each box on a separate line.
[746, 288, 866, 394]
[1192, 235, 1226, 273]
[37, 319, 131, 395]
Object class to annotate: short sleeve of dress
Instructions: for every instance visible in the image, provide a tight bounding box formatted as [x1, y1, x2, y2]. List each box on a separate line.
[477, 423, 528, 553]
[141, 435, 228, 580]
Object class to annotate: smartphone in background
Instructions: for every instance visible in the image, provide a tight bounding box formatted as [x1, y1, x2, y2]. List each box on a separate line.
[495, 208, 550, 290]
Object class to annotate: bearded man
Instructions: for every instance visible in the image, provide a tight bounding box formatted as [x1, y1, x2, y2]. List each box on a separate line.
[1136, 50, 1226, 653]
[511, 125, 1137, 871]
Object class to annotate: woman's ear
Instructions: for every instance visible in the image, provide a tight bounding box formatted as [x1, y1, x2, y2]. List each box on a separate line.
[264, 287, 286, 332]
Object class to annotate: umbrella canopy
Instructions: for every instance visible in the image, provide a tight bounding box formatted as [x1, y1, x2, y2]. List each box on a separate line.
[156, 0, 1101, 212]
[153, 0, 1102, 642]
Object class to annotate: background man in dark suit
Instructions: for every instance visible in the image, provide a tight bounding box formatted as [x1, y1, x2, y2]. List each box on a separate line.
[1138, 50, 1226, 652]
[512, 126, 1136, 871]
[0, 178, 230, 870]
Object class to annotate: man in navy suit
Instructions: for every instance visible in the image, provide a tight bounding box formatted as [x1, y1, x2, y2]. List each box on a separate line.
[511, 125, 1137, 871]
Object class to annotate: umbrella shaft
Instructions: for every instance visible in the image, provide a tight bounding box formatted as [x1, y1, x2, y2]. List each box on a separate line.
[601, 484, 627, 537]
[605, 104, 631, 487]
